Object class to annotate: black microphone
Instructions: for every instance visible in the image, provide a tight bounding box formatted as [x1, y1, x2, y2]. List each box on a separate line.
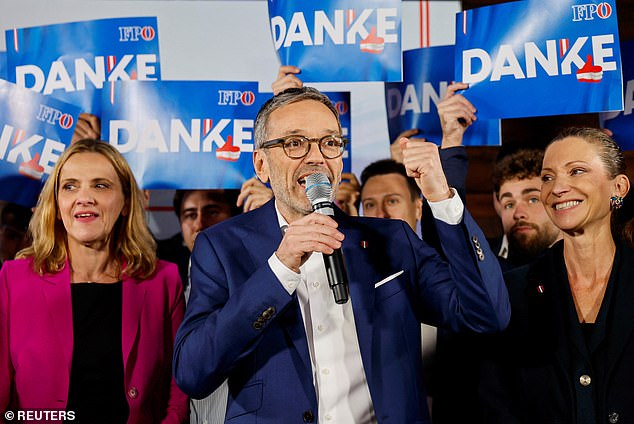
[305, 173, 349, 304]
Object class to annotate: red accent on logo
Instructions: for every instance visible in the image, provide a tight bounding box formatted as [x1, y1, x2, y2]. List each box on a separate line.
[576, 54, 603, 83]
[559, 38, 569, 58]
[204, 119, 213, 136]
[597, 2, 612, 19]
[360, 26, 385, 54]
[12, 129, 25, 146]
[141, 26, 156, 41]
[19, 153, 45, 181]
[216, 135, 241, 162]
[59, 113, 74, 129]
[241, 91, 255, 106]
[108, 56, 117, 73]
[335, 101, 349, 115]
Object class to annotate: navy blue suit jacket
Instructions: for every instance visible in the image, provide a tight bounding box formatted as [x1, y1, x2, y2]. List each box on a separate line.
[173, 199, 509, 423]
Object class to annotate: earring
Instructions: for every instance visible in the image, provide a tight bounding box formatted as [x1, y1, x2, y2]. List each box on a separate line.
[610, 195, 624, 210]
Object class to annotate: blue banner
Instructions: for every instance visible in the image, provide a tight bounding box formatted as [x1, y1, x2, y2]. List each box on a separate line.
[385, 46, 500, 146]
[455, 0, 622, 119]
[602, 39, 634, 149]
[5, 17, 161, 116]
[101, 82, 353, 189]
[101, 80, 264, 189]
[324, 91, 352, 171]
[269, 0, 402, 82]
[0, 79, 80, 206]
[0, 52, 6, 80]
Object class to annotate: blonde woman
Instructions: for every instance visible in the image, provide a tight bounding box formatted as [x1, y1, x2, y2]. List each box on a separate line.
[0, 139, 188, 423]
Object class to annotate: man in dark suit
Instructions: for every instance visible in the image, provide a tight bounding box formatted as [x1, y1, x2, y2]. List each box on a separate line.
[173, 87, 510, 424]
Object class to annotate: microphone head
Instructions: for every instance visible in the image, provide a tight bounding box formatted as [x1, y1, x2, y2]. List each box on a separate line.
[305, 173, 332, 205]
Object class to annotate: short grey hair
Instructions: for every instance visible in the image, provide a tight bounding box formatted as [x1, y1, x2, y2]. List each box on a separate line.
[253, 87, 341, 149]
[549, 127, 626, 178]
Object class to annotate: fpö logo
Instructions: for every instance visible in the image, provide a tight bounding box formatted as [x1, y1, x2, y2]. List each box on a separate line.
[118, 25, 156, 42]
[35, 105, 74, 129]
[572, 2, 613, 21]
[335, 101, 349, 115]
[217, 90, 256, 106]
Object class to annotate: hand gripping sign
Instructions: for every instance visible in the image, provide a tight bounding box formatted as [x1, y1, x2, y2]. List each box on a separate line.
[455, 0, 623, 119]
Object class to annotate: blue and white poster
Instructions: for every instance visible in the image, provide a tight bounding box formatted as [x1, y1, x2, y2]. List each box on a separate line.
[0, 79, 80, 206]
[0, 52, 6, 80]
[324, 91, 352, 171]
[6, 17, 161, 116]
[455, 0, 622, 119]
[269, 0, 402, 82]
[385, 46, 500, 146]
[101, 80, 263, 189]
[602, 39, 634, 149]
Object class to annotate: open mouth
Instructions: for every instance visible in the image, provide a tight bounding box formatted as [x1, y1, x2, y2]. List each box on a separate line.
[554, 200, 581, 211]
[75, 212, 98, 219]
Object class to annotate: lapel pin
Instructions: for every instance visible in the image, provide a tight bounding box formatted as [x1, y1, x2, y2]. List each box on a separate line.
[536, 284, 545, 294]
[360, 240, 368, 249]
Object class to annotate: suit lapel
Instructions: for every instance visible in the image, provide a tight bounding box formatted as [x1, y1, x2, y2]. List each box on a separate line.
[40, 263, 74, 370]
[336, 211, 383, 390]
[122, 274, 146, 370]
[240, 201, 314, 373]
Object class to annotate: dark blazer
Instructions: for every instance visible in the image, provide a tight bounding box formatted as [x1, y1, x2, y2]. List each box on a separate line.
[480, 240, 634, 424]
[173, 199, 509, 424]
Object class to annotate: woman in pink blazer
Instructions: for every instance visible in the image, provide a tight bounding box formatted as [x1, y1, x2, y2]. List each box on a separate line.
[0, 139, 188, 423]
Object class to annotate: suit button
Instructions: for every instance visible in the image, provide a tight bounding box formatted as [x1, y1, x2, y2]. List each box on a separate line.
[303, 410, 314, 423]
[262, 306, 276, 320]
[253, 321, 263, 330]
[127, 387, 138, 399]
[579, 374, 591, 386]
[609, 412, 619, 423]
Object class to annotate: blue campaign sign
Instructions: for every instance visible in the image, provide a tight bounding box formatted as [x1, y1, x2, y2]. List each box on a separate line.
[324, 91, 352, 172]
[5, 17, 161, 116]
[385, 46, 500, 146]
[0, 79, 80, 206]
[455, 0, 622, 119]
[101, 80, 263, 189]
[602, 39, 634, 149]
[269, 0, 402, 82]
[101, 83, 353, 189]
[0, 52, 6, 80]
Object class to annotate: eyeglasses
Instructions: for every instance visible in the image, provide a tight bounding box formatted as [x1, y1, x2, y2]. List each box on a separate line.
[260, 135, 347, 159]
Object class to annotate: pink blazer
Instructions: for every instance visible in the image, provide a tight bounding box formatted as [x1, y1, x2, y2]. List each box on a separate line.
[0, 258, 188, 424]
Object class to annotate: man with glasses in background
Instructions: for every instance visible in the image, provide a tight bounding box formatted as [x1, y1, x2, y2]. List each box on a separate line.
[173, 87, 509, 424]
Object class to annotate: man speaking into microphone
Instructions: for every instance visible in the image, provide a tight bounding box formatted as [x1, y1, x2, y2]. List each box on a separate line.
[173, 87, 510, 424]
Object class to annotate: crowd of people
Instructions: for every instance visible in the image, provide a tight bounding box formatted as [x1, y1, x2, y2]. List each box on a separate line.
[0, 64, 632, 424]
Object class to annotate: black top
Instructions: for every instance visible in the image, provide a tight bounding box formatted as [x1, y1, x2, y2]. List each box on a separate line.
[560, 247, 619, 424]
[66, 282, 128, 424]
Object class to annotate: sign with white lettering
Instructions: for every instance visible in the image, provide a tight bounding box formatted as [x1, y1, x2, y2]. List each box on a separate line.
[101, 80, 261, 189]
[385, 46, 500, 145]
[101, 82, 353, 188]
[602, 39, 634, 149]
[268, 0, 402, 82]
[5, 17, 161, 116]
[0, 79, 80, 206]
[455, 0, 622, 119]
